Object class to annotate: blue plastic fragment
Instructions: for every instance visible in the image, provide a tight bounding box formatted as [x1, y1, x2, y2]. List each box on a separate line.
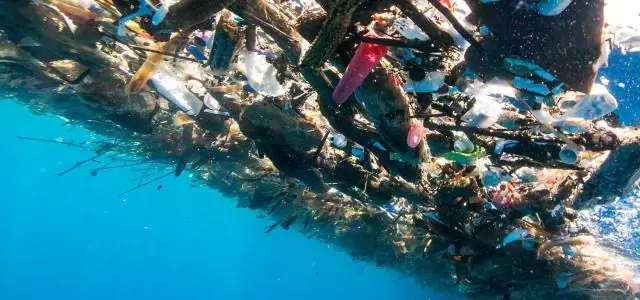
[242, 84, 256, 93]
[193, 36, 207, 48]
[186, 45, 207, 61]
[382, 203, 396, 213]
[351, 145, 365, 161]
[562, 245, 576, 259]
[258, 50, 278, 61]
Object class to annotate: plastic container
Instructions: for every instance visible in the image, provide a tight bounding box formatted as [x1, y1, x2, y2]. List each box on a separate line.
[563, 83, 618, 120]
[461, 95, 503, 128]
[150, 71, 203, 116]
[332, 33, 388, 104]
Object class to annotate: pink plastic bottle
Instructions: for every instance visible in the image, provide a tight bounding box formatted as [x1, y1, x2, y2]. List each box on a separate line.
[332, 33, 388, 104]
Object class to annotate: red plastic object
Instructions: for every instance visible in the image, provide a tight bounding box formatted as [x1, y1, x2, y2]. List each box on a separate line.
[441, 0, 453, 10]
[406, 121, 425, 148]
[332, 35, 388, 104]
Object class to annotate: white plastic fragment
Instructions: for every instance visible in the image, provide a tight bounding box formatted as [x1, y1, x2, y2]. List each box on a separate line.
[203, 93, 221, 111]
[403, 71, 445, 93]
[393, 18, 429, 41]
[563, 83, 618, 120]
[331, 133, 347, 148]
[236, 49, 287, 97]
[537, 0, 573, 16]
[150, 71, 203, 116]
[461, 95, 503, 128]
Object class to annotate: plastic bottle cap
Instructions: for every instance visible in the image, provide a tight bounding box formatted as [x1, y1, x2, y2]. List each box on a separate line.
[559, 145, 580, 165]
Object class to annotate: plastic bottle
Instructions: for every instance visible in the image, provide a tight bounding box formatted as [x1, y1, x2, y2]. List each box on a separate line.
[461, 95, 503, 128]
[563, 83, 618, 120]
[332, 32, 388, 104]
[150, 71, 204, 116]
[452, 131, 474, 153]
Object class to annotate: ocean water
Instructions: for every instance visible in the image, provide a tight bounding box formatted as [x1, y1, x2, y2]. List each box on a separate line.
[0, 99, 450, 300]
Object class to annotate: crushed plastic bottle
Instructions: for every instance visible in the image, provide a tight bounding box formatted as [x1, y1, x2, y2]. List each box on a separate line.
[236, 50, 287, 97]
[332, 32, 388, 104]
[563, 83, 618, 121]
[150, 71, 203, 116]
[461, 95, 503, 128]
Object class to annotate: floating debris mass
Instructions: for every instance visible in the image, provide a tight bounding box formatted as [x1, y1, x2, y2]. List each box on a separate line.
[2, 0, 640, 298]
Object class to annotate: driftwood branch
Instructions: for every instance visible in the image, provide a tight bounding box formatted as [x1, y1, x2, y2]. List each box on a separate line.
[300, 0, 364, 68]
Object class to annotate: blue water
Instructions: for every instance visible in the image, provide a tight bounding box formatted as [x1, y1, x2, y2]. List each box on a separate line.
[0, 99, 448, 300]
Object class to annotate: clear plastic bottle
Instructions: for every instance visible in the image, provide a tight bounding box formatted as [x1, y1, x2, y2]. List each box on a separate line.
[452, 131, 474, 153]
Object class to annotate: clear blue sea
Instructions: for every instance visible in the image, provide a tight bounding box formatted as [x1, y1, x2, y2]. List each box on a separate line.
[0, 100, 450, 300]
[0, 50, 638, 300]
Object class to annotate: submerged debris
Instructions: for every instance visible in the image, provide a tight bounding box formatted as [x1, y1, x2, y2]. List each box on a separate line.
[3, 0, 640, 298]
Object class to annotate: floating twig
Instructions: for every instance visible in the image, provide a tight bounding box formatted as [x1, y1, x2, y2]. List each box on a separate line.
[18, 136, 87, 150]
[58, 152, 107, 176]
[118, 170, 173, 197]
